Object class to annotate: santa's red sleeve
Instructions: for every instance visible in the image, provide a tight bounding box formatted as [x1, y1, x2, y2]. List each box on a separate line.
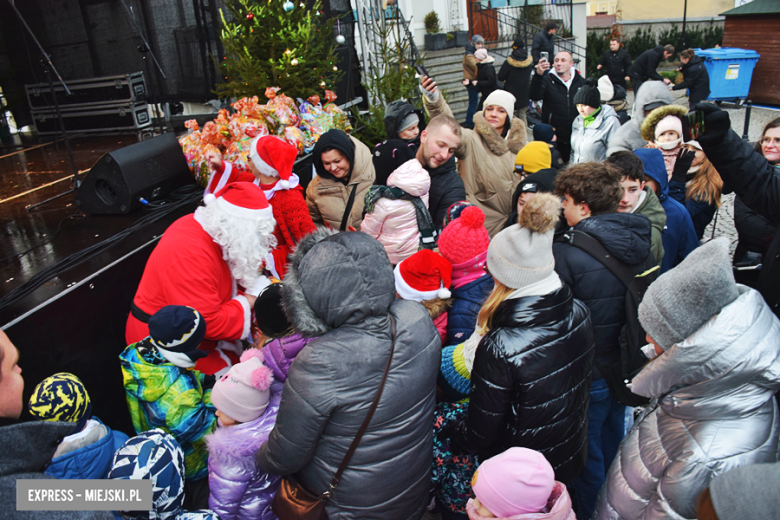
[162, 244, 250, 342]
[205, 161, 257, 195]
[276, 187, 317, 243]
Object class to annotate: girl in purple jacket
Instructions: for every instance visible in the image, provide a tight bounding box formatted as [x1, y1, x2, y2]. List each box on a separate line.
[206, 349, 280, 520]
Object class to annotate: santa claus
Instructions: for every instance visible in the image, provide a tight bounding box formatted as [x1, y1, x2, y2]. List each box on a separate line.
[205, 135, 315, 277]
[125, 182, 277, 375]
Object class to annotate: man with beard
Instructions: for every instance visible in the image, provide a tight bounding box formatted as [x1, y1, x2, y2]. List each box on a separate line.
[125, 182, 277, 375]
[415, 114, 466, 230]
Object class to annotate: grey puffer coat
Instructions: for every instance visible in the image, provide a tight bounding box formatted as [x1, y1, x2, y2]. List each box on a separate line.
[256, 228, 441, 520]
[593, 286, 780, 520]
[569, 104, 621, 164]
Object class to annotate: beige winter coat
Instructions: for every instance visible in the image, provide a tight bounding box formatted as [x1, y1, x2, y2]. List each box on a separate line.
[305, 135, 375, 231]
[463, 54, 478, 81]
[423, 94, 527, 237]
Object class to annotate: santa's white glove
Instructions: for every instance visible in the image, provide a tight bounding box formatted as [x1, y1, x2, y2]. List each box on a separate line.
[245, 275, 272, 297]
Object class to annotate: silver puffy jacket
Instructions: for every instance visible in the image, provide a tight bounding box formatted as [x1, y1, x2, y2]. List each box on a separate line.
[569, 104, 621, 164]
[593, 286, 780, 520]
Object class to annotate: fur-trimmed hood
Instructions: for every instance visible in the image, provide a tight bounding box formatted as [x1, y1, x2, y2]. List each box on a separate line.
[282, 227, 396, 337]
[421, 297, 453, 319]
[640, 104, 688, 142]
[474, 112, 527, 156]
[506, 55, 533, 68]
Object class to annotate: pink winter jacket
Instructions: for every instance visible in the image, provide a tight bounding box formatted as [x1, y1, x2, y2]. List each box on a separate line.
[361, 158, 430, 265]
[466, 482, 576, 520]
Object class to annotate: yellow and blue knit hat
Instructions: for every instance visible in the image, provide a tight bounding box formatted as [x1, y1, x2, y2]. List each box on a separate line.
[28, 372, 92, 430]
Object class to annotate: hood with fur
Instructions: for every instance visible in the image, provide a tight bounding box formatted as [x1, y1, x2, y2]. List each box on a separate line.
[640, 104, 688, 142]
[282, 227, 396, 337]
[474, 112, 527, 156]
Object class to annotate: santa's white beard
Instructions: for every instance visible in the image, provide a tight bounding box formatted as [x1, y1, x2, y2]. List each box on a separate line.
[195, 204, 277, 288]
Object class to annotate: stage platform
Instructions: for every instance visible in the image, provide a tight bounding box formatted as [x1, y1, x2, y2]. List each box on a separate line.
[0, 133, 200, 434]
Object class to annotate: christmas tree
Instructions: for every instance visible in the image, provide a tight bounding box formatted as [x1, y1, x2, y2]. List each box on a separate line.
[215, 0, 341, 101]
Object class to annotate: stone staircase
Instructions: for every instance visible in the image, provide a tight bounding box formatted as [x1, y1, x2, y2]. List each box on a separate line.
[422, 42, 513, 124]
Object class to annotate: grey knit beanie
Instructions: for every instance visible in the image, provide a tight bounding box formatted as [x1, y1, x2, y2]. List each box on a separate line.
[398, 112, 419, 134]
[638, 237, 739, 351]
[487, 193, 560, 289]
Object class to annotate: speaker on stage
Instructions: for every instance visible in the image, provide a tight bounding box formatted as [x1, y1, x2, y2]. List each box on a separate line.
[75, 133, 193, 215]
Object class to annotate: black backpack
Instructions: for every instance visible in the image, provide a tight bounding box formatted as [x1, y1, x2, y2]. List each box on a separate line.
[559, 230, 660, 407]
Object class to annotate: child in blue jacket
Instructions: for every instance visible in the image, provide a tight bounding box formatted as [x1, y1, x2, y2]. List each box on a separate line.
[28, 372, 129, 479]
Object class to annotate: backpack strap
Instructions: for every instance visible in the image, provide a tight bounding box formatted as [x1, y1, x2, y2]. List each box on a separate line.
[340, 184, 359, 232]
[560, 230, 638, 289]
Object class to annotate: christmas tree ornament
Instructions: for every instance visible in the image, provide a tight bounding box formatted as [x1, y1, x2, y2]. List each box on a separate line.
[283, 0, 294, 11]
[335, 20, 345, 45]
[246, 12, 254, 20]
[320, 81, 326, 87]
[291, 58, 299, 66]
[332, 65, 338, 71]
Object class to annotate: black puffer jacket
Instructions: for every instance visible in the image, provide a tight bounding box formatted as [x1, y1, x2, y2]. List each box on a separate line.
[497, 54, 533, 110]
[453, 284, 594, 484]
[426, 155, 467, 231]
[384, 99, 426, 145]
[672, 54, 711, 105]
[528, 69, 586, 133]
[598, 47, 632, 84]
[552, 213, 653, 372]
[629, 45, 665, 82]
[701, 128, 780, 316]
[531, 30, 555, 65]
[476, 58, 498, 100]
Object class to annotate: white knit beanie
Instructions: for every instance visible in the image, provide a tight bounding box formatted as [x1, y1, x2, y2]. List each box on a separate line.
[654, 114, 683, 140]
[597, 75, 615, 103]
[486, 193, 560, 289]
[483, 90, 517, 123]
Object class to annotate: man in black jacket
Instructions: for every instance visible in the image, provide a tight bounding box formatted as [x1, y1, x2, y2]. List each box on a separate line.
[415, 114, 466, 230]
[529, 51, 586, 163]
[531, 21, 557, 65]
[672, 49, 711, 109]
[629, 44, 674, 95]
[597, 38, 632, 89]
[552, 162, 654, 520]
[696, 104, 780, 317]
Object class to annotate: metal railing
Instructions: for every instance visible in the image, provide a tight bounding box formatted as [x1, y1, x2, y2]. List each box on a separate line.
[468, 1, 585, 64]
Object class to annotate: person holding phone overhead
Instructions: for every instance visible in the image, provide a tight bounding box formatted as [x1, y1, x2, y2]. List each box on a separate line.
[419, 75, 527, 237]
[529, 51, 586, 164]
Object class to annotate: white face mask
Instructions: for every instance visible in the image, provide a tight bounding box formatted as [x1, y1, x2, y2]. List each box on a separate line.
[658, 137, 682, 150]
[641, 343, 659, 361]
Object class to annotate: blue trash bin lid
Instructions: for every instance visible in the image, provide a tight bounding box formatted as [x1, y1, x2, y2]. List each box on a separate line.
[694, 47, 761, 60]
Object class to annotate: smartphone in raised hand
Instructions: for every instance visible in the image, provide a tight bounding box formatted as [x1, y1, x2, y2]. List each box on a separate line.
[683, 110, 706, 141]
[540, 51, 549, 63]
[415, 65, 429, 79]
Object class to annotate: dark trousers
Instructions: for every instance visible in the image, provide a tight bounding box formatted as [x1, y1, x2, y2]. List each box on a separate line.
[555, 125, 573, 165]
[609, 75, 627, 90]
[465, 84, 479, 128]
[631, 76, 644, 97]
[569, 378, 627, 520]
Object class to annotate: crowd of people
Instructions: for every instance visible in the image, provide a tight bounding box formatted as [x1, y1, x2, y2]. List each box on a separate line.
[2, 32, 780, 520]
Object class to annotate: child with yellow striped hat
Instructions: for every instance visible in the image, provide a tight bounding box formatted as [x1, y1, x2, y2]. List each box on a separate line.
[28, 372, 129, 479]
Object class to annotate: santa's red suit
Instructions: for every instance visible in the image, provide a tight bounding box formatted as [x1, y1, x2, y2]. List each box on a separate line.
[126, 182, 275, 375]
[125, 214, 249, 374]
[205, 138, 315, 278]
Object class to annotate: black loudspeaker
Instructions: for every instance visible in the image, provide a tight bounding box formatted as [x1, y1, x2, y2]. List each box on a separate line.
[75, 133, 192, 214]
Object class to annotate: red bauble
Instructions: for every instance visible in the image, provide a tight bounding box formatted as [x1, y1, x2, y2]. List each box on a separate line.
[246, 13, 254, 20]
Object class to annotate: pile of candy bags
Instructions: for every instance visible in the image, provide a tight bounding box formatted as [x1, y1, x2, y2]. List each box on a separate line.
[180, 87, 352, 187]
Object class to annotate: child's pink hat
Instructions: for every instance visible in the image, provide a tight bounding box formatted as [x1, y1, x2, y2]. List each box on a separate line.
[654, 114, 683, 140]
[210, 350, 274, 423]
[472, 447, 555, 517]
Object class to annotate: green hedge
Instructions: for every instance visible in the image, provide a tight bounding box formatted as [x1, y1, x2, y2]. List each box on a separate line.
[587, 23, 724, 78]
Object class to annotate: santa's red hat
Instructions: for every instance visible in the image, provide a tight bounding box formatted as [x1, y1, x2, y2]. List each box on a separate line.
[205, 182, 274, 221]
[249, 135, 297, 189]
[394, 250, 453, 302]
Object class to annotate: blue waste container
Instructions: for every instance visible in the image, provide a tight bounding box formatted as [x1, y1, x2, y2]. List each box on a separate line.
[694, 48, 760, 103]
